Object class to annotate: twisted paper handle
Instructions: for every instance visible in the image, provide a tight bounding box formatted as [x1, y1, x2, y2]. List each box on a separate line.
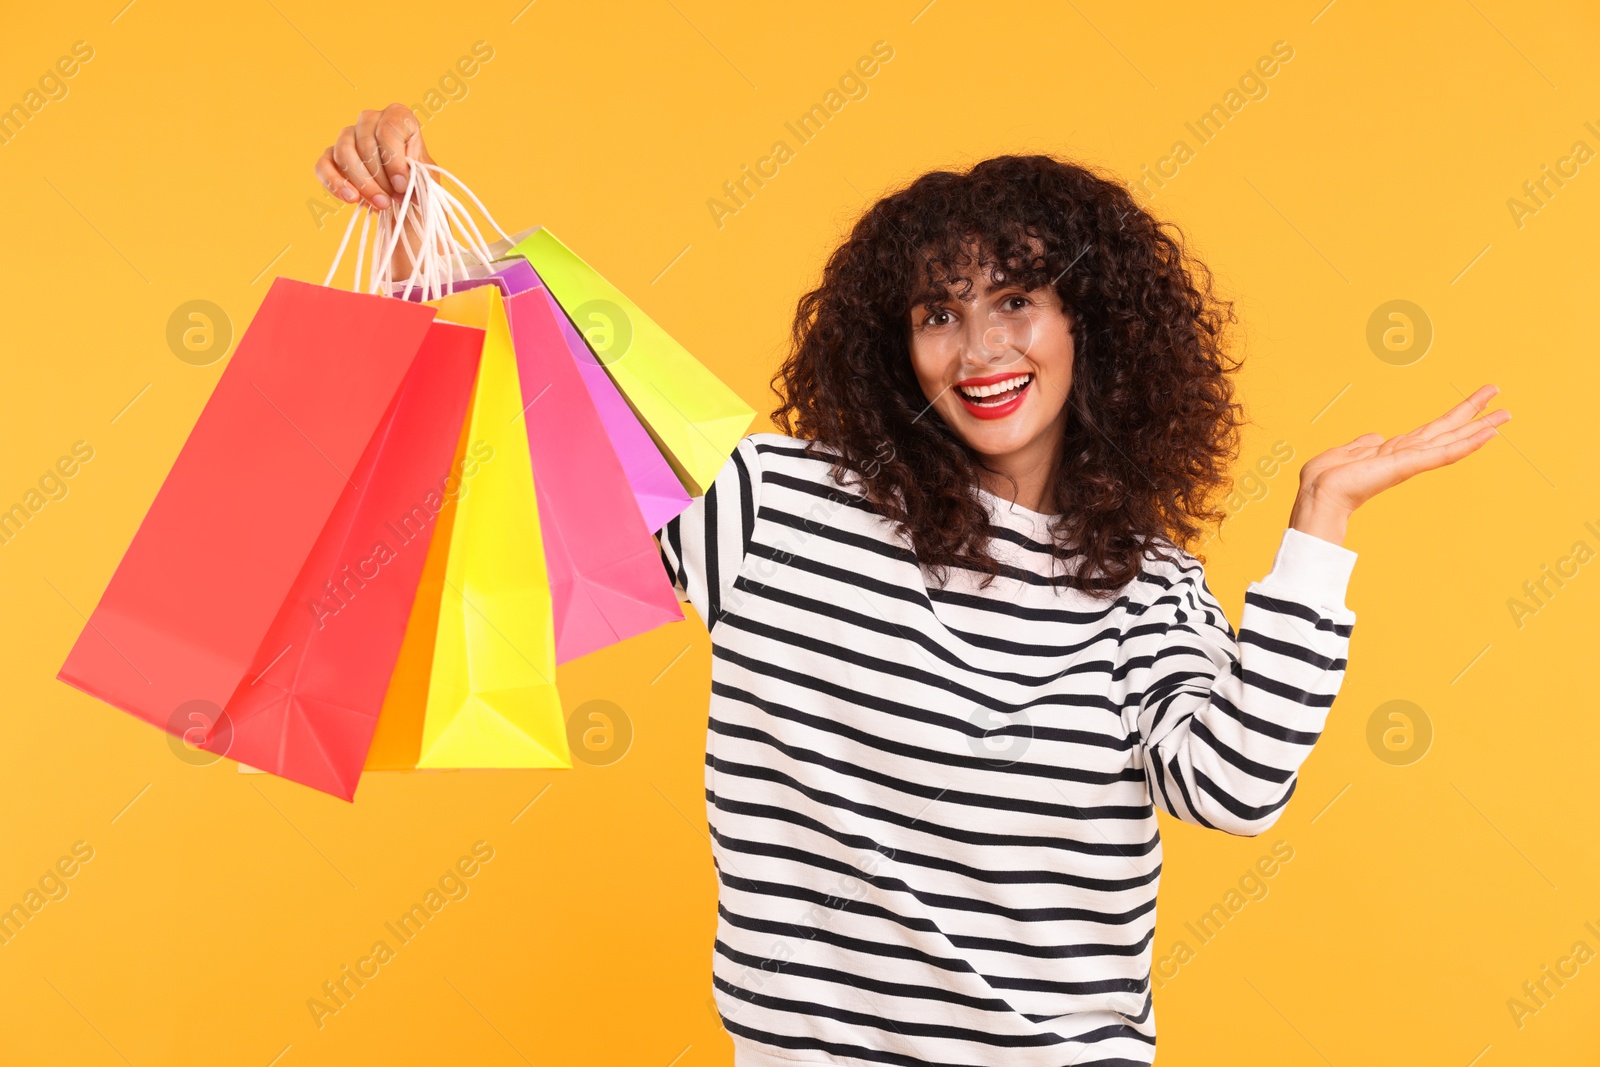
[324, 162, 514, 302]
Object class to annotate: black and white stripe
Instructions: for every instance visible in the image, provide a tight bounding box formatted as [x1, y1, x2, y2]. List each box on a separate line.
[658, 433, 1358, 1067]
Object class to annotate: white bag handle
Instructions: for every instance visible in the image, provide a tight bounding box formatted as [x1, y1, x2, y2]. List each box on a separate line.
[324, 162, 515, 301]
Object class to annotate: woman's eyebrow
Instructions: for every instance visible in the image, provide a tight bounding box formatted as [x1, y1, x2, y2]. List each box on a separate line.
[918, 271, 996, 300]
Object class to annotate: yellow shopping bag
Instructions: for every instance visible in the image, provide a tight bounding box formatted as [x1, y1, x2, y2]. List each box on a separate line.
[508, 228, 756, 495]
[399, 284, 570, 769]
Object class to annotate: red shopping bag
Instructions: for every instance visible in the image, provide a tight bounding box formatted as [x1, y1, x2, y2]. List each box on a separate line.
[207, 319, 484, 798]
[362, 397, 476, 773]
[57, 279, 438, 778]
[504, 288, 684, 663]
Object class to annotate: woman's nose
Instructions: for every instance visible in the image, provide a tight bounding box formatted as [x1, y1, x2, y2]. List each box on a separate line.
[967, 311, 1030, 366]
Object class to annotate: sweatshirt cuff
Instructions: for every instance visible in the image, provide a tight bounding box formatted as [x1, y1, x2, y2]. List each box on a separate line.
[1257, 526, 1358, 616]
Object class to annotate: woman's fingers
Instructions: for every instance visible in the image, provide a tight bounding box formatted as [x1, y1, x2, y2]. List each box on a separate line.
[352, 109, 393, 203]
[1411, 407, 1509, 452]
[1391, 422, 1503, 480]
[1379, 409, 1507, 482]
[316, 107, 431, 211]
[1307, 388, 1511, 511]
[374, 104, 425, 195]
[1403, 384, 1500, 444]
[1388, 403, 1509, 454]
[314, 146, 360, 204]
[332, 124, 390, 209]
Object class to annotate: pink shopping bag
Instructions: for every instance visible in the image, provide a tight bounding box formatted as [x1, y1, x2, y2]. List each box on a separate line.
[405, 258, 691, 532]
[504, 286, 685, 662]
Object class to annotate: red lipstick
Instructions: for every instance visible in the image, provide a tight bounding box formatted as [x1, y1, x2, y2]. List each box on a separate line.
[954, 371, 1032, 421]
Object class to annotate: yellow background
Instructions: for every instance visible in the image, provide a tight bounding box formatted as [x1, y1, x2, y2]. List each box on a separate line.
[2, 0, 1597, 1063]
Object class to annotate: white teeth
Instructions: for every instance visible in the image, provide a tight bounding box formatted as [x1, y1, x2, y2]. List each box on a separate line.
[958, 374, 1031, 400]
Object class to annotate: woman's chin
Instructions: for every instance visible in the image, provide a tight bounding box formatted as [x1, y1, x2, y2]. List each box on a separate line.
[952, 419, 1041, 456]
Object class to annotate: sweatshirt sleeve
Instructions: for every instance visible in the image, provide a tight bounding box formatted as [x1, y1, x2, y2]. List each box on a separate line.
[654, 435, 763, 632]
[1132, 527, 1358, 836]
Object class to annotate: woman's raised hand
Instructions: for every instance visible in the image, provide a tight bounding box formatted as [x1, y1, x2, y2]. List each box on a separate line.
[314, 103, 433, 211]
[1288, 383, 1511, 544]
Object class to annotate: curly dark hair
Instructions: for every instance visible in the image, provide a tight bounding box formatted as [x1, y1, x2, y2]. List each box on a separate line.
[769, 153, 1247, 599]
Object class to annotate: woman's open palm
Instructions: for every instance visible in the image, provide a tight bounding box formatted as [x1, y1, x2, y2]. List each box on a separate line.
[1302, 383, 1510, 512]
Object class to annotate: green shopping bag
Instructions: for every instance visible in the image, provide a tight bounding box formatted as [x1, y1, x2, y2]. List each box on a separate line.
[507, 229, 755, 496]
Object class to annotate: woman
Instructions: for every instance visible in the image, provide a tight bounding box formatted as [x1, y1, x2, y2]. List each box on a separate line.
[318, 106, 1507, 1066]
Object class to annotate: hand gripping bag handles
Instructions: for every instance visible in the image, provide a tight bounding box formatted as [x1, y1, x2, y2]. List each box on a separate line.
[55, 187, 483, 799]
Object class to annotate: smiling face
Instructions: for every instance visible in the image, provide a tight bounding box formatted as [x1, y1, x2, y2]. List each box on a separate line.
[906, 247, 1075, 505]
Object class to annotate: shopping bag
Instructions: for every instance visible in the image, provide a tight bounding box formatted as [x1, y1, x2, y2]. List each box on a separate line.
[403, 258, 693, 533]
[208, 318, 484, 798]
[507, 228, 757, 495]
[393, 257, 538, 300]
[413, 285, 570, 769]
[504, 286, 684, 663]
[530, 282, 691, 534]
[57, 279, 438, 747]
[424, 263, 689, 652]
[364, 374, 479, 772]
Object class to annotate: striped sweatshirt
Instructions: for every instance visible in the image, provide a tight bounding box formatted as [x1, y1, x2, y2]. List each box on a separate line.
[655, 432, 1359, 1067]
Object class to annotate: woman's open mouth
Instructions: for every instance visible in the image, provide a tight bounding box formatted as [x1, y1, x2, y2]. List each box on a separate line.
[956, 372, 1032, 420]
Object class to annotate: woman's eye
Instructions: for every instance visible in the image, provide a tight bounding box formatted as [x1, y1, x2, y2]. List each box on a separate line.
[1004, 295, 1031, 311]
[924, 310, 953, 327]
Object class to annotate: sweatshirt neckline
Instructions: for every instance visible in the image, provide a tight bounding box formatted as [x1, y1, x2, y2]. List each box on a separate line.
[976, 486, 1058, 522]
